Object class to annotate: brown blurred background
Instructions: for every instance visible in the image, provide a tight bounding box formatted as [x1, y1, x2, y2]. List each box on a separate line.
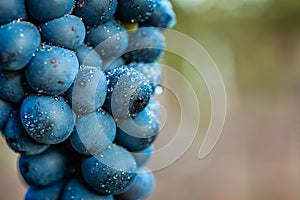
[1, 0, 300, 199]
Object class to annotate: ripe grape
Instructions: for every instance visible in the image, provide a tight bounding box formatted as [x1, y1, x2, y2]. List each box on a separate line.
[66, 65, 107, 115]
[3, 110, 50, 155]
[61, 177, 113, 200]
[0, 69, 29, 104]
[40, 15, 86, 50]
[81, 145, 137, 195]
[0, 0, 27, 25]
[0, 21, 40, 71]
[70, 109, 116, 155]
[26, 0, 75, 22]
[74, 0, 118, 26]
[19, 147, 69, 187]
[25, 45, 79, 95]
[20, 95, 75, 144]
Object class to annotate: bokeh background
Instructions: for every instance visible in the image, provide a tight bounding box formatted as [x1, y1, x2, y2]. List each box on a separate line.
[1, 0, 300, 199]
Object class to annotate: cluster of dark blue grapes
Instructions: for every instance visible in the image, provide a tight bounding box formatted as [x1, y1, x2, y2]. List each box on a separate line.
[0, 0, 175, 199]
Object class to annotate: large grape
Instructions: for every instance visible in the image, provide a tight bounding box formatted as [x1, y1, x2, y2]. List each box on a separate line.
[114, 167, 155, 200]
[0, 0, 27, 25]
[0, 69, 29, 104]
[20, 95, 75, 144]
[62, 177, 113, 200]
[25, 45, 79, 96]
[123, 27, 165, 63]
[25, 181, 67, 200]
[115, 101, 160, 152]
[19, 147, 69, 187]
[82, 145, 137, 195]
[75, 45, 103, 69]
[26, 0, 75, 22]
[86, 19, 128, 60]
[74, 0, 118, 26]
[116, 0, 159, 23]
[66, 65, 107, 115]
[40, 15, 86, 50]
[0, 21, 40, 71]
[70, 109, 116, 155]
[3, 110, 50, 155]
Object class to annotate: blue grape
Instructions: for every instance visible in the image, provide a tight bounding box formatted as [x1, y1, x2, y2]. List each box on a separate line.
[123, 27, 165, 63]
[0, 21, 40, 71]
[115, 101, 159, 152]
[26, 0, 75, 22]
[132, 62, 162, 92]
[70, 109, 116, 156]
[75, 45, 103, 69]
[110, 68, 152, 118]
[104, 64, 129, 113]
[0, 69, 29, 104]
[20, 95, 75, 144]
[86, 19, 128, 60]
[131, 145, 154, 168]
[82, 145, 137, 195]
[0, 98, 15, 131]
[3, 110, 50, 155]
[141, 0, 176, 28]
[19, 147, 69, 187]
[25, 181, 67, 200]
[74, 0, 118, 26]
[105, 65, 130, 93]
[0, 0, 27, 25]
[103, 57, 125, 72]
[116, 0, 159, 23]
[66, 65, 107, 115]
[41, 15, 86, 50]
[114, 167, 155, 200]
[25, 45, 79, 96]
[62, 177, 113, 200]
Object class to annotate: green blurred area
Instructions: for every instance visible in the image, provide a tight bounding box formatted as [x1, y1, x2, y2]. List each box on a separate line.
[166, 0, 300, 94]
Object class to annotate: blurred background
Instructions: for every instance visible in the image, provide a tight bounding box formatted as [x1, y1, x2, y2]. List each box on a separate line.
[1, 0, 300, 199]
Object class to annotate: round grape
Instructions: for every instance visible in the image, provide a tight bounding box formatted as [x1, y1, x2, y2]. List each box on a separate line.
[141, 0, 176, 28]
[82, 145, 137, 195]
[86, 19, 128, 60]
[41, 15, 86, 50]
[20, 95, 75, 144]
[3, 110, 50, 155]
[115, 102, 159, 152]
[0, 0, 27, 25]
[25, 45, 79, 96]
[123, 27, 165, 63]
[25, 181, 67, 200]
[0, 69, 29, 104]
[19, 147, 69, 187]
[116, 0, 159, 23]
[70, 109, 116, 156]
[26, 0, 75, 22]
[74, 0, 117, 26]
[66, 65, 107, 115]
[0, 21, 40, 71]
[114, 167, 155, 200]
[62, 177, 113, 200]
[110, 68, 152, 118]
[75, 45, 103, 69]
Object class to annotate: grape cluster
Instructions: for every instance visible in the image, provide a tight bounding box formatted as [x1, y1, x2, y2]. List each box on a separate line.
[0, 0, 176, 199]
